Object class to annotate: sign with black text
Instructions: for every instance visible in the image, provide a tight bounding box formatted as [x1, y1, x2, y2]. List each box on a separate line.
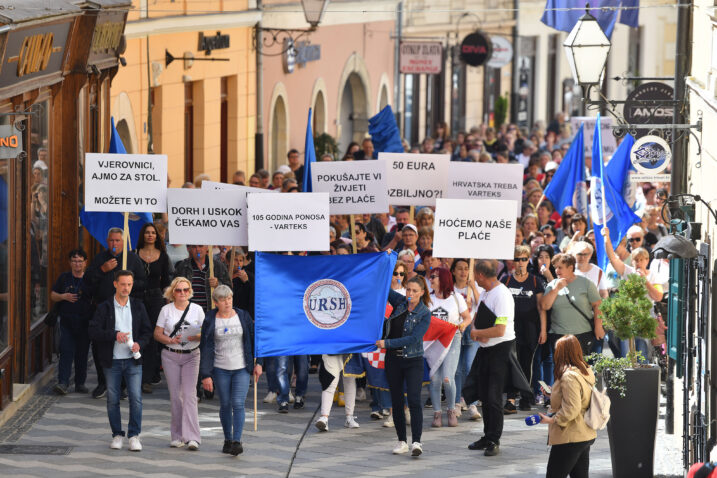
[400, 42, 443, 74]
[84, 153, 167, 212]
[433, 199, 517, 260]
[311, 161, 388, 214]
[167, 188, 244, 246]
[247, 193, 330, 252]
[446, 162, 523, 215]
[379, 152, 450, 206]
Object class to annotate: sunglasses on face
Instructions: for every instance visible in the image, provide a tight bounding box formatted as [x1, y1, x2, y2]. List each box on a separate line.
[393, 272, 405, 277]
[576, 252, 590, 256]
[429, 275, 439, 280]
[628, 237, 642, 243]
[514, 257, 529, 262]
[175, 288, 190, 293]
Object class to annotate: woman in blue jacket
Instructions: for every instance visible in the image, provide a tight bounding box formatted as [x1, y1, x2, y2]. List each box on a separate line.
[376, 276, 431, 457]
[199, 285, 262, 456]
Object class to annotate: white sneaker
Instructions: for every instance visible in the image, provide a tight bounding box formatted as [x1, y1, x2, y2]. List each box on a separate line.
[187, 440, 199, 451]
[383, 416, 394, 427]
[392, 441, 409, 454]
[356, 387, 366, 401]
[110, 435, 123, 450]
[128, 436, 142, 452]
[410, 442, 423, 456]
[404, 407, 411, 425]
[469, 404, 482, 420]
[314, 415, 329, 432]
[263, 391, 277, 403]
[288, 392, 295, 403]
[344, 416, 360, 428]
[170, 440, 184, 448]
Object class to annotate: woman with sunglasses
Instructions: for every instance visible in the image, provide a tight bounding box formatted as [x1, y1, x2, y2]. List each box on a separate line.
[427, 268, 472, 427]
[391, 263, 407, 295]
[153, 277, 205, 450]
[355, 222, 379, 253]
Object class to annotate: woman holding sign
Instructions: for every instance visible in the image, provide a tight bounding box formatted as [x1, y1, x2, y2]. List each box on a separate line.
[376, 277, 431, 457]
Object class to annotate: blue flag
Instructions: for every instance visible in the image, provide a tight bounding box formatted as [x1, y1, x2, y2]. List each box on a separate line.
[604, 134, 638, 210]
[590, 115, 640, 270]
[254, 251, 397, 356]
[302, 108, 316, 192]
[541, 0, 639, 39]
[80, 117, 152, 248]
[368, 105, 404, 157]
[544, 123, 587, 215]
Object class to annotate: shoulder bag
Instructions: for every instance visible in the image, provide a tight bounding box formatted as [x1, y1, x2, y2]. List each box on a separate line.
[168, 305, 191, 338]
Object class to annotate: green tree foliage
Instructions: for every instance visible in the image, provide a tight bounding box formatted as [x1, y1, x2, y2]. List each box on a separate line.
[494, 95, 509, 127]
[314, 133, 340, 161]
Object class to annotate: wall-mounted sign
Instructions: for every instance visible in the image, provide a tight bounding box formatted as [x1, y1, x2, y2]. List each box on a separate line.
[198, 31, 230, 54]
[486, 36, 513, 69]
[88, 10, 128, 66]
[399, 42, 443, 74]
[0, 125, 23, 160]
[629, 135, 672, 182]
[283, 40, 321, 73]
[623, 82, 674, 139]
[460, 31, 492, 67]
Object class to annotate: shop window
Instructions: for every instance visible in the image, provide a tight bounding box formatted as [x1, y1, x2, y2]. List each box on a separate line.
[404, 74, 420, 147]
[29, 101, 49, 325]
[546, 34, 559, 123]
[0, 114, 9, 351]
[450, 46, 467, 135]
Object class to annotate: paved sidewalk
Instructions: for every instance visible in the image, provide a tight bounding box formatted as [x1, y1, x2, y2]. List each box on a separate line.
[0, 364, 682, 478]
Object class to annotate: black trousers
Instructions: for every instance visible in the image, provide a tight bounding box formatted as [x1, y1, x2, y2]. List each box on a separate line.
[385, 353, 423, 444]
[92, 341, 105, 386]
[549, 332, 593, 357]
[142, 293, 164, 384]
[510, 341, 537, 401]
[476, 339, 514, 444]
[546, 439, 594, 478]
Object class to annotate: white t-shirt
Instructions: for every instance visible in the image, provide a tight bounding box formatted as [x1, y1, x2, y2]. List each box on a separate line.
[575, 264, 609, 292]
[479, 283, 516, 347]
[392, 286, 406, 296]
[214, 313, 246, 370]
[649, 259, 670, 290]
[454, 282, 485, 318]
[156, 302, 205, 351]
[429, 292, 468, 326]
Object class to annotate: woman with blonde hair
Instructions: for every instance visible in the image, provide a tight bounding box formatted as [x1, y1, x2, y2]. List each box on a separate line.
[153, 277, 205, 450]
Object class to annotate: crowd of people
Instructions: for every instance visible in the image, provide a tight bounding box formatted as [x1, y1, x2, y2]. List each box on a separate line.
[51, 114, 670, 477]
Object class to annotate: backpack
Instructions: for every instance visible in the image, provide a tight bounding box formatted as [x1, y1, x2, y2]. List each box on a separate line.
[583, 384, 611, 430]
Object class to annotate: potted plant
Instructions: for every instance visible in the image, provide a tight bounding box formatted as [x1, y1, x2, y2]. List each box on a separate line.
[587, 274, 660, 478]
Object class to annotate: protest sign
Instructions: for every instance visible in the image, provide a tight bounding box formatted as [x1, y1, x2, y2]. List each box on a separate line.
[433, 198, 517, 260]
[311, 161, 389, 214]
[167, 188, 245, 246]
[84, 153, 167, 212]
[446, 162, 523, 215]
[570, 116, 617, 159]
[247, 192, 330, 251]
[379, 152, 450, 206]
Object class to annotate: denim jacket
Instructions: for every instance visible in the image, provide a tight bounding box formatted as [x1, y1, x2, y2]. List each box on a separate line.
[382, 289, 431, 358]
[199, 307, 263, 379]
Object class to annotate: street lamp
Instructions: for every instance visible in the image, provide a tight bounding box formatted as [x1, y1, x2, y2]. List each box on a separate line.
[255, 0, 329, 54]
[301, 0, 329, 29]
[563, 4, 611, 90]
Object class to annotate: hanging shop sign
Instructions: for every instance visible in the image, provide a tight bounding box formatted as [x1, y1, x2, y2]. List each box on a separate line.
[486, 36, 513, 69]
[283, 40, 321, 73]
[459, 31, 492, 67]
[198, 31, 230, 54]
[0, 125, 23, 160]
[88, 10, 128, 67]
[399, 42, 443, 74]
[623, 82, 674, 139]
[629, 135, 672, 182]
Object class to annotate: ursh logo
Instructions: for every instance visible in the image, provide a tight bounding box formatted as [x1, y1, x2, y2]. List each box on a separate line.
[303, 279, 352, 329]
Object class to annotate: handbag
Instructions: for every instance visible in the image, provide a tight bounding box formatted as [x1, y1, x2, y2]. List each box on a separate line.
[584, 384, 611, 430]
[563, 287, 595, 331]
[43, 303, 60, 327]
[168, 305, 191, 338]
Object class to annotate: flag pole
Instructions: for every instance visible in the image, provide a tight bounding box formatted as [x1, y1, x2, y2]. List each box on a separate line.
[467, 258, 475, 303]
[122, 212, 129, 269]
[208, 246, 215, 309]
[253, 358, 258, 431]
[229, 247, 237, 278]
[409, 206, 415, 225]
[350, 215, 357, 254]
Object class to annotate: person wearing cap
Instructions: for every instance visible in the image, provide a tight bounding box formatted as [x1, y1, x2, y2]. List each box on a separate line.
[397, 224, 422, 267]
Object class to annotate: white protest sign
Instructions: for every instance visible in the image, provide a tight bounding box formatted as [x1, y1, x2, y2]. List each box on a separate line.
[570, 116, 617, 159]
[247, 192, 330, 252]
[311, 161, 389, 214]
[433, 198, 517, 260]
[446, 162, 523, 215]
[84, 153, 167, 212]
[167, 188, 244, 246]
[379, 152, 450, 206]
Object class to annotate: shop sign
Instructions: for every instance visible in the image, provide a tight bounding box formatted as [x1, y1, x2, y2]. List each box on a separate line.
[198, 31, 230, 54]
[0, 20, 72, 88]
[623, 82, 674, 139]
[486, 36, 513, 69]
[283, 40, 320, 73]
[88, 10, 127, 64]
[399, 42, 443, 74]
[459, 31, 492, 67]
[0, 125, 22, 160]
[629, 135, 672, 182]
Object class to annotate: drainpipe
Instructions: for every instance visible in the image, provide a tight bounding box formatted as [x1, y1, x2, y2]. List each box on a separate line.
[255, 0, 264, 172]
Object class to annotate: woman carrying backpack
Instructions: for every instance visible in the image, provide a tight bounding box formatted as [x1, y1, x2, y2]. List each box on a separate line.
[538, 334, 596, 478]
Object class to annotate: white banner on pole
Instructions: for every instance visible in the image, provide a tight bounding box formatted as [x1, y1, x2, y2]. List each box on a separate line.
[446, 162, 523, 215]
[311, 161, 389, 214]
[84, 153, 168, 212]
[433, 198, 517, 260]
[167, 188, 245, 246]
[570, 116, 617, 159]
[247, 192, 330, 252]
[379, 152, 450, 206]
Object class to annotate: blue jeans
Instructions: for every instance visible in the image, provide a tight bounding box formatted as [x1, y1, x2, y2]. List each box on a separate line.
[58, 324, 90, 387]
[456, 341, 480, 405]
[591, 334, 604, 354]
[263, 357, 279, 393]
[214, 367, 250, 442]
[104, 358, 142, 438]
[430, 331, 462, 411]
[276, 355, 308, 404]
[532, 342, 554, 396]
[370, 387, 392, 412]
[620, 338, 650, 363]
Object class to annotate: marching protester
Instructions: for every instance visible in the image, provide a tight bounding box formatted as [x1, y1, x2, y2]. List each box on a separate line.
[154, 277, 204, 450]
[377, 276, 432, 457]
[174, 245, 231, 313]
[230, 249, 254, 317]
[314, 353, 361, 431]
[538, 335, 597, 478]
[51, 249, 93, 395]
[355, 222, 379, 253]
[86, 228, 148, 399]
[136, 222, 172, 393]
[88, 270, 152, 451]
[199, 285, 262, 456]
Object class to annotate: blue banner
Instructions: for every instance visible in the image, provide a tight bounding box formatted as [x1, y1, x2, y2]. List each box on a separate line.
[302, 108, 316, 192]
[544, 123, 587, 215]
[541, 0, 639, 39]
[368, 105, 404, 157]
[255, 251, 397, 356]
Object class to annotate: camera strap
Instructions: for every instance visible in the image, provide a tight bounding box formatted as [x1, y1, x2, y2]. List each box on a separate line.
[169, 306, 191, 338]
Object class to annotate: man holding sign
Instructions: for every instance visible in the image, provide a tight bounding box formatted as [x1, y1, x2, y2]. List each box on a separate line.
[174, 246, 231, 314]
